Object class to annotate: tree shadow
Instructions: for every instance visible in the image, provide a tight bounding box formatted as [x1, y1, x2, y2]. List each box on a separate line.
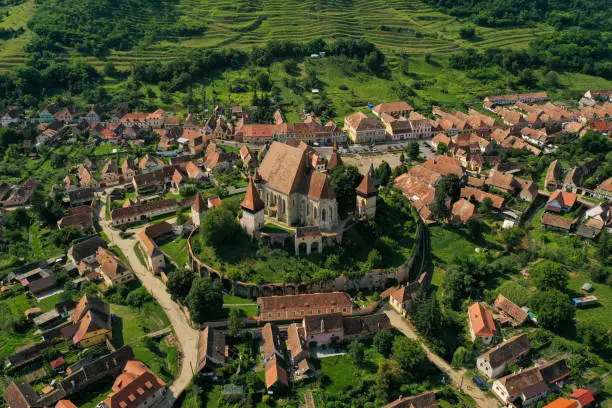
[111, 315, 124, 348]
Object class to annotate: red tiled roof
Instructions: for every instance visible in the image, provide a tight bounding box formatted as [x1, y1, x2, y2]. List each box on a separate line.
[544, 398, 578, 408]
[468, 302, 496, 337]
[257, 292, 352, 314]
[241, 178, 264, 212]
[569, 389, 595, 407]
[547, 190, 577, 208]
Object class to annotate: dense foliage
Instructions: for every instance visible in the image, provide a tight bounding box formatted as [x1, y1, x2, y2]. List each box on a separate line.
[450, 29, 612, 79]
[422, 0, 611, 29]
[29, 0, 204, 56]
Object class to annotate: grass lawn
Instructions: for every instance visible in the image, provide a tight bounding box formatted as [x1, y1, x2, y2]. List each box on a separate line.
[111, 302, 178, 382]
[568, 274, 612, 331]
[429, 225, 480, 266]
[223, 294, 255, 304]
[37, 292, 65, 312]
[160, 236, 189, 268]
[318, 347, 383, 394]
[261, 223, 293, 234]
[0, 293, 40, 361]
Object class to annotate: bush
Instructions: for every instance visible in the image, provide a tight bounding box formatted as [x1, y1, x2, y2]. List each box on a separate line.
[126, 287, 153, 307]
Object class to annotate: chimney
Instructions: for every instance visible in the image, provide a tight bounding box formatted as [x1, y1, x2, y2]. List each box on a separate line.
[321, 318, 324, 334]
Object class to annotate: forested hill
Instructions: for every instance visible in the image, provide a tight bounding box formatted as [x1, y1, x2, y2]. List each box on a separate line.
[421, 0, 611, 29]
[28, 0, 204, 56]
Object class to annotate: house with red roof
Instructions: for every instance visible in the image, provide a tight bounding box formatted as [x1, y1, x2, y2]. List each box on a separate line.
[99, 360, 167, 408]
[546, 190, 577, 213]
[569, 389, 595, 407]
[467, 302, 497, 344]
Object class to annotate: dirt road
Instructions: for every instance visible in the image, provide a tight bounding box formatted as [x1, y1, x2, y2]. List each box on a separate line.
[384, 307, 500, 408]
[99, 203, 200, 402]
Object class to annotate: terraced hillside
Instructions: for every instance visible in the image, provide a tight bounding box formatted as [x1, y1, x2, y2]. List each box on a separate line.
[0, 0, 554, 71]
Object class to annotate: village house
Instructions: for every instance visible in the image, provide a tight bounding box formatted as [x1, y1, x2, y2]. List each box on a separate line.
[101, 160, 120, 186]
[68, 187, 96, 206]
[303, 313, 344, 347]
[545, 160, 562, 190]
[546, 190, 577, 213]
[542, 213, 575, 233]
[344, 112, 386, 143]
[521, 127, 550, 147]
[494, 294, 528, 326]
[265, 354, 289, 393]
[15, 268, 57, 298]
[122, 157, 137, 180]
[492, 367, 549, 406]
[85, 107, 100, 124]
[382, 391, 438, 408]
[1, 178, 38, 207]
[467, 302, 497, 344]
[98, 360, 167, 408]
[57, 211, 93, 232]
[286, 323, 309, 365]
[68, 236, 107, 266]
[61, 294, 112, 347]
[235, 124, 276, 144]
[111, 198, 178, 227]
[138, 221, 173, 273]
[262, 322, 284, 362]
[146, 109, 167, 129]
[477, 333, 530, 379]
[388, 278, 425, 316]
[96, 247, 135, 287]
[483, 92, 548, 109]
[257, 292, 353, 322]
[4, 347, 135, 408]
[1, 106, 22, 127]
[450, 198, 476, 225]
[372, 101, 413, 118]
[539, 359, 570, 387]
[196, 327, 226, 374]
[461, 186, 505, 210]
[495, 107, 527, 132]
[78, 164, 97, 188]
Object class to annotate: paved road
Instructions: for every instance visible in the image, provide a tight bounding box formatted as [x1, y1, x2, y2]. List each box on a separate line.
[98, 200, 200, 402]
[384, 307, 500, 408]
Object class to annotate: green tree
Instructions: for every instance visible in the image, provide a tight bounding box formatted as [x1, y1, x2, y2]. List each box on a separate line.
[367, 249, 383, 269]
[228, 308, 245, 337]
[407, 141, 420, 161]
[479, 197, 493, 213]
[329, 164, 362, 219]
[451, 346, 471, 368]
[200, 207, 240, 247]
[391, 337, 427, 372]
[375, 161, 391, 186]
[577, 320, 611, 353]
[104, 61, 118, 77]
[375, 359, 403, 405]
[348, 341, 366, 367]
[431, 174, 461, 220]
[500, 227, 524, 252]
[176, 208, 189, 225]
[185, 277, 224, 324]
[530, 260, 568, 292]
[529, 290, 574, 331]
[166, 268, 194, 301]
[255, 71, 272, 92]
[373, 329, 395, 357]
[0, 127, 20, 148]
[399, 152, 406, 164]
[437, 142, 448, 155]
[466, 217, 483, 241]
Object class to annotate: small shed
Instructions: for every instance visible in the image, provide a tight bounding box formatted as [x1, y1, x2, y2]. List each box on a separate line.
[50, 356, 66, 369]
[572, 296, 598, 308]
[581, 283, 594, 293]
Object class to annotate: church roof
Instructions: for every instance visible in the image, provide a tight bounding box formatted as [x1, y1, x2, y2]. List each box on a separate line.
[241, 178, 265, 212]
[357, 172, 378, 196]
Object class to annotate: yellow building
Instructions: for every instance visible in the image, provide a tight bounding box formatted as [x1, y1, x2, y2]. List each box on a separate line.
[67, 295, 112, 347]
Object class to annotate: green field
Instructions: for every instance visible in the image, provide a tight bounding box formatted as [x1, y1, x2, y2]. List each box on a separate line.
[0, 0, 569, 73]
[160, 236, 190, 268]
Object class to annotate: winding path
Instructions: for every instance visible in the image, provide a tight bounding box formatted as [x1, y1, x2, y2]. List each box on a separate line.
[98, 197, 200, 403]
[384, 306, 500, 408]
